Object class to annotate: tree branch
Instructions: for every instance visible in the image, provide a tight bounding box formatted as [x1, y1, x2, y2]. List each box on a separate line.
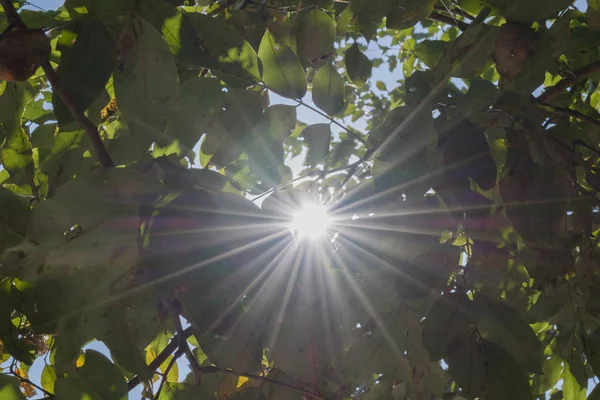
[0, 0, 114, 167]
[126, 326, 328, 400]
[127, 326, 194, 391]
[197, 366, 328, 400]
[170, 304, 203, 385]
[153, 348, 183, 400]
[537, 101, 600, 128]
[428, 11, 469, 31]
[538, 60, 600, 103]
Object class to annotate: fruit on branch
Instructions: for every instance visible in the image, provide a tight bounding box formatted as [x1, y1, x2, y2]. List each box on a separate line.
[0, 29, 50, 82]
[492, 22, 535, 79]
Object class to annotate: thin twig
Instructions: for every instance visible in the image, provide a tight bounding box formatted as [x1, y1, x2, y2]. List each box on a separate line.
[538, 60, 600, 103]
[10, 362, 54, 398]
[169, 304, 203, 384]
[126, 324, 328, 399]
[0, 0, 114, 167]
[41, 61, 114, 167]
[294, 99, 366, 145]
[197, 366, 328, 400]
[434, 4, 475, 20]
[153, 348, 183, 400]
[127, 327, 194, 391]
[537, 101, 600, 128]
[428, 11, 469, 31]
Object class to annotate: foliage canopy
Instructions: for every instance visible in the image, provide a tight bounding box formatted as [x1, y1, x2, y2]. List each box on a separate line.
[1, 0, 600, 399]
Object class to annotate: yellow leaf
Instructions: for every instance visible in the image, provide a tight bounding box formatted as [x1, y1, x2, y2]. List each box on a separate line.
[76, 353, 85, 368]
[236, 376, 249, 389]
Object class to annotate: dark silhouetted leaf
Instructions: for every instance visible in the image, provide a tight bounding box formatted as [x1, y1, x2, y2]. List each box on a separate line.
[312, 63, 345, 116]
[344, 43, 372, 88]
[302, 123, 331, 167]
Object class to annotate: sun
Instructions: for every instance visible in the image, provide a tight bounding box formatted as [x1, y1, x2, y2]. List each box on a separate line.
[290, 203, 331, 239]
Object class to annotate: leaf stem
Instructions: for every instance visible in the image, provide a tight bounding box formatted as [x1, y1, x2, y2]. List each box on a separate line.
[0, 0, 114, 167]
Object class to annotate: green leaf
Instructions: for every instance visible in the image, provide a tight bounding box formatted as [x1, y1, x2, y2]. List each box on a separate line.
[156, 77, 226, 156]
[1, 169, 164, 369]
[414, 40, 447, 70]
[54, 350, 127, 400]
[562, 354, 587, 400]
[0, 186, 30, 254]
[258, 29, 307, 99]
[492, 0, 573, 22]
[483, 340, 533, 400]
[185, 12, 260, 84]
[295, 9, 336, 68]
[532, 355, 562, 395]
[445, 331, 487, 397]
[588, 0, 600, 30]
[344, 43, 373, 88]
[446, 335, 532, 400]
[41, 364, 57, 394]
[244, 104, 297, 186]
[64, 0, 136, 15]
[344, 309, 411, 385]
[422, 292, 472, 361]
[302, 123, 331, 167]
[158, 380, 222, 400]
[0, 82, 35, 187]
[471, 294, 543, 373]
[386, 0, 435, 30]
[0, 374, 26, 400]
[312, 63, 345, 116]
[52, 19, 116, 127]
[114, 14, 179, 151]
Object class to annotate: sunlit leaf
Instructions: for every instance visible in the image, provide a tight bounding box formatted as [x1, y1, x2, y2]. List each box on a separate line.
[259, 29, 307, 99]
[54, 350, 127, 400]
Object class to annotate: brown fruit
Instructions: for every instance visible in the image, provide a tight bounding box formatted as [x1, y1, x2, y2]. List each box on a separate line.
[492, 22, 535, 78]
[0, 29, 50, 82]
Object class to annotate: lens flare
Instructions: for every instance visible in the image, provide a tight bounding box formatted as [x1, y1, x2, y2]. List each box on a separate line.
[290, 203, 330, 239]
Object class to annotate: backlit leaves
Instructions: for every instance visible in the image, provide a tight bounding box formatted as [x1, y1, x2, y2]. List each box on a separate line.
[2, 0, 600, 399]
[114, 14, 179, 151]
[54, 350, 127, 400]
[259, 29, 307, 99]
[295, 9, 336, 68]
[302, 123, 331, 167]
[344, 43, 372, 88]
[312, 63, 345, 116]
